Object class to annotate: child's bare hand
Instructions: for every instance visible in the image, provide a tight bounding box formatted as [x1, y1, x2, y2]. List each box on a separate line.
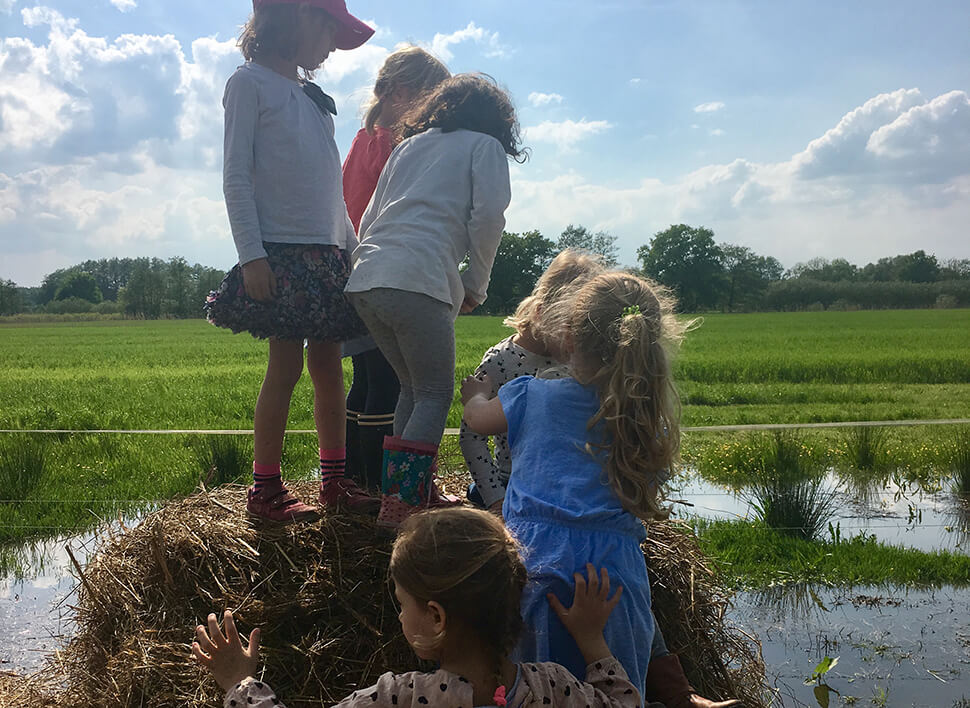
[548, 564, 622, 664]
[191, 610, 261, 692]
[460, 295, 479, 314]
[460, 373, 494, 404]
[242, 258, 277, 302]
[683, 696, 741, 708]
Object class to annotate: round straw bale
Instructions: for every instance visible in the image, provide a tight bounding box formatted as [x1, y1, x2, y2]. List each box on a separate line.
[9, 478, 770, 707]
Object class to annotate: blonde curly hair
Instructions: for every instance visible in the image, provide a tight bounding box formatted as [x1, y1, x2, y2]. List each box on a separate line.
[537, 271, 690, 521]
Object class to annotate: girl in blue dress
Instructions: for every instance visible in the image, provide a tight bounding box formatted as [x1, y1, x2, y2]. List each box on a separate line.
[461, 271, 687, 705]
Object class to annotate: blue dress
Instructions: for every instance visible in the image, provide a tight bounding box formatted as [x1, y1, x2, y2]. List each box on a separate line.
[498, 376, 654, 701]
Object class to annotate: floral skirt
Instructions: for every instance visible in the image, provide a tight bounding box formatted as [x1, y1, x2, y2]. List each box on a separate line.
[204, 243, 367, 341]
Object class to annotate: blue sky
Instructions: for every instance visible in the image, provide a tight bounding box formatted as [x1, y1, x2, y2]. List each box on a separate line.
[1, 0, 968, 286]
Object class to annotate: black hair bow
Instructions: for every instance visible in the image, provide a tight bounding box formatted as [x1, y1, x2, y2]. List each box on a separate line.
[302, 82, 337, 116]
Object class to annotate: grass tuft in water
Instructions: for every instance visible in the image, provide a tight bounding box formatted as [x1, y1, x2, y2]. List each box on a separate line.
[950, 430, 970, 497]
[743, 432, 836, 541]
[841, 425, 888, 472]
[198, 435, 251, 487]
[0, 435, 48, 503]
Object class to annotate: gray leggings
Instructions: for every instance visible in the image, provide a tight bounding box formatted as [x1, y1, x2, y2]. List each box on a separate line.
[347, 289, 455, 445]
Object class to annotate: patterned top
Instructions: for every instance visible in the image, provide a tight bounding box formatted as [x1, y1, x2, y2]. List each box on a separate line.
[459, 335, 564, 508]
[223, 656, 640, 708]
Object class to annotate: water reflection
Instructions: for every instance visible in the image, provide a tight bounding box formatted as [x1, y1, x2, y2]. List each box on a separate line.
[675, 469, 970, 552]
[733, 584, 970, 707]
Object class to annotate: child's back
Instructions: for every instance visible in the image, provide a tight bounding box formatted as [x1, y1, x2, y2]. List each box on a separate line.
[499, 375, 655, 696]
[349, 127, 510, 316]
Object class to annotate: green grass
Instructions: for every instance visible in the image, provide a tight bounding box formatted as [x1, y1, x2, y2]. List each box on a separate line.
[696, 519, 970, 589]
[1, 310, 969, 573]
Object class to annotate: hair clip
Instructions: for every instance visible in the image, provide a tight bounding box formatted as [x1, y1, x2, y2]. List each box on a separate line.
[622, 304, 641, 317]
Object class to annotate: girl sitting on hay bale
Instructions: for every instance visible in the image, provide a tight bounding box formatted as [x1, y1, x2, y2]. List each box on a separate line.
[193, 508, 641, 707]
[462, 273, 738, 708]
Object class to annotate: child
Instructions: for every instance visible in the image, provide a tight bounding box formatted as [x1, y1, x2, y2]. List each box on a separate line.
[345, 73, 526, 527]
[192, 508, 642, 708]
[342, 47, 450, 494]
[459, 249, 605, 512]
[462, 273, 738, 708]
[205, 0, 377, 522]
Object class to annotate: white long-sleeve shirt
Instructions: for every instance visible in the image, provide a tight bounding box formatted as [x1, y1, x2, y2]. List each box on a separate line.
[222, 62, 356, 266]
[346, 128, 511, 314]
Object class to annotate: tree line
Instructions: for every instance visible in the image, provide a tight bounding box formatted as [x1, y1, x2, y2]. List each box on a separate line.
[1, 225, 967, 318]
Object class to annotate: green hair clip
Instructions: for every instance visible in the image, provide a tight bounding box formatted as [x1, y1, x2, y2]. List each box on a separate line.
[622, 304, 641, 317]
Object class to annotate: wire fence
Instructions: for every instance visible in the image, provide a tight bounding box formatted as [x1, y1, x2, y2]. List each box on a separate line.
[3, 417, 970, 436]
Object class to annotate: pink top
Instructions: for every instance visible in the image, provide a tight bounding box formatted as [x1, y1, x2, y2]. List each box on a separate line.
[342, 126, 394, 233]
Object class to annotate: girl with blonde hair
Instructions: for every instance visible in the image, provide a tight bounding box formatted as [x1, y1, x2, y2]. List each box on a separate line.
[463, 273, 737, 708]
[459, 249, 605, 511]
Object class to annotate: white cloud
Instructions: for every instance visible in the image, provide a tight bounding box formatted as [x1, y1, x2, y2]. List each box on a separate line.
[629, 78, 641, 85]
[793, 88, 924, 178]
[0, 0, 16, 13]
[427, 21, 508, 62]
[693, 101, 725, 113]
[528, 91, 563, 107]
[523, 118, 612, 150]
[709, 128, 725, 137]
[507, 89, 970, 267]
[109, 0, 136, 12]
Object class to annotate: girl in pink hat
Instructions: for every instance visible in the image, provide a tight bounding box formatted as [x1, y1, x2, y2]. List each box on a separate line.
[205, 0, 377, 522]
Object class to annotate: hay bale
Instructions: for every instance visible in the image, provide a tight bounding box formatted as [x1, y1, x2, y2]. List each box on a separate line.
[644, 520, 772, 707]
[10, 480, 770, 707]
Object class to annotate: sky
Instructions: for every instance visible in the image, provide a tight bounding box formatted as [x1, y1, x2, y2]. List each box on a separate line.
[1, 0, 968, 286]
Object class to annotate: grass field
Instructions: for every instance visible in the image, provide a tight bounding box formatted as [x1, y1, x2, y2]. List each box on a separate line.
[1, 310, 969, 581]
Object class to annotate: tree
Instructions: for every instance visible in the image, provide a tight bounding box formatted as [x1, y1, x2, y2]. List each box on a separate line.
[637, 224, 725, 311]
[556, 224, 619, 267]
[788, 257, 858, 282]
[719, 244, 783, 311]
[0, 279, 23, 315]
[55, 272, 103, 303]
[479, 230, 556, 315]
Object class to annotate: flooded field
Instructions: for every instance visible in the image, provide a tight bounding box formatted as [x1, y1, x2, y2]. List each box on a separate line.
[672, 470, 970, 553]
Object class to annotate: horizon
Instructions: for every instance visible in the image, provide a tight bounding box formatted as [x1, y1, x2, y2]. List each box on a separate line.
[1, 0, 969, 287]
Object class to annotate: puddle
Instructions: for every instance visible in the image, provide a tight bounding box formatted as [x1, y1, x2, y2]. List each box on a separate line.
[671, 470, 970, 552]
[732, 583, 970, 707]
[0, 532, 95, 673]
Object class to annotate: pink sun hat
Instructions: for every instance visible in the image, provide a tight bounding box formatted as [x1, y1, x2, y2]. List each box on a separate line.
[253, 0, 374, 50]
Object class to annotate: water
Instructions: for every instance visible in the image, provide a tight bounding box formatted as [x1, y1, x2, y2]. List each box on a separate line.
[733, 583, 970, 707]
[0, 532, 95, 672]
[671, 470, 970, 552]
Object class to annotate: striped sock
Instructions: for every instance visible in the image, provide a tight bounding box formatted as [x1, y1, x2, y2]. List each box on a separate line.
[319, 447, 346, 481]
[253, 461, 283, 494]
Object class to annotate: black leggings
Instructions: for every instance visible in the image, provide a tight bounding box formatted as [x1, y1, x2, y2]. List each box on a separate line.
[346, 347, 400, 416]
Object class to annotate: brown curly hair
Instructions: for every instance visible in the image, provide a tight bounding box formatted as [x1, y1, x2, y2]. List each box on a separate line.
[389, 508, 527, 680]
[398, 73, 528, 162]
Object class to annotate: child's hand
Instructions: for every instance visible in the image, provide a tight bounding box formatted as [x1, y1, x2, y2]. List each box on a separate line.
[684, 696, 741, 708]
[548, 564, 622, 665]
[460, 295, 479, 314]
[191, 610, 261, 693]
[242, 258, 277, 302]
[460, 373, 494, 404]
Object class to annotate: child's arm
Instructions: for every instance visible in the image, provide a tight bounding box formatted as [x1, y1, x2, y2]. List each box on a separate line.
[461, 139, 511, 307]
[459, 350, 510, 509]
[222, 74, 275, 302]
[191, 610, 284, 708]
[460, 374, 508, 436]
[546, 565, 640, 708]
